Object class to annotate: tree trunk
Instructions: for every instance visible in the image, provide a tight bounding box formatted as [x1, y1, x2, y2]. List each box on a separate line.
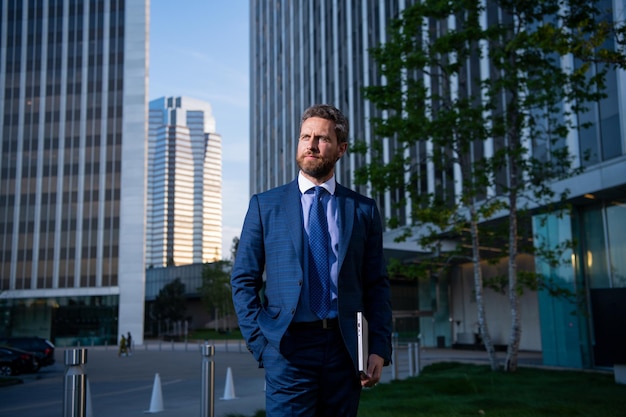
[469, 204, 499, 370]
[505, 202, 521, 371]
[505, 109, 521, 371]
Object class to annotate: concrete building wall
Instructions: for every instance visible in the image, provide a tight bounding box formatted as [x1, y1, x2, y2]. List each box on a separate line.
[450, 255, 541, 351]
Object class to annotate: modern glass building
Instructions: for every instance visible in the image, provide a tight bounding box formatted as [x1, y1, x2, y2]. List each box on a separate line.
[147, 96, 223, 267]
[250, 0, 626, 369]
[0, 0, 148, 346]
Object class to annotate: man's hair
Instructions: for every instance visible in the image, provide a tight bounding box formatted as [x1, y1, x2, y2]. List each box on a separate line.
[301, 104, 349, 144]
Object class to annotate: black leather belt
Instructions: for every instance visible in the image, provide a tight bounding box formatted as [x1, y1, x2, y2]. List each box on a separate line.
[289, 318, 339, 330]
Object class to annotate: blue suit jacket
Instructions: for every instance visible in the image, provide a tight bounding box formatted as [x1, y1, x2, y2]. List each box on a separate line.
[231, 179, 392, 371]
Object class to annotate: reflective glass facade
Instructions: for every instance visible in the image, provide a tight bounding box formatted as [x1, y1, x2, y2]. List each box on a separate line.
[0, 0, 148, 344]
[0, 295, 119, 346]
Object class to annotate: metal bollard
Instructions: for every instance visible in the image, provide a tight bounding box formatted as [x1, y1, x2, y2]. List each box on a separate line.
[408, 343, 414, 377]
[414, 342, 421, 376]
[391, 333, 399, 380]
[63, 348, 88, 417]
[200, 344, 215, 417]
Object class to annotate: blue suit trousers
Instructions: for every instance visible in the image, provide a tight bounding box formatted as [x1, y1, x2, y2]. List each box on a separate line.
[262, 326, 362, 417]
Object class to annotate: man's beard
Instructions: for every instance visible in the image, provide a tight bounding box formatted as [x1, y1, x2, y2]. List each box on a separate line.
[297, 154, 335, 180]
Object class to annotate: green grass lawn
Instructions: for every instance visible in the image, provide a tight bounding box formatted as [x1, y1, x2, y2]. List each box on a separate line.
[357, 362, 626, 417]
[188, 328, 243, 341]
[227, 362, 626, 417]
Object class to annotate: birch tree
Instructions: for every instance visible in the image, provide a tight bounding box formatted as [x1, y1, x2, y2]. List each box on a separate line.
[358, 0, 625, 371]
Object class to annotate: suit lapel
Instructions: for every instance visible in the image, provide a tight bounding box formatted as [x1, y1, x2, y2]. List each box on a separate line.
[335, 184, 354, 271]
[283, 180, 305, 269]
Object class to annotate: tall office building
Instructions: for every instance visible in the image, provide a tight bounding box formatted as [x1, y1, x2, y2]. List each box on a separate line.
[148, 97, 222, 267]
[250, 0, 626, 369]
[0, 0, 148, 345]
[250, 1, 399, 198]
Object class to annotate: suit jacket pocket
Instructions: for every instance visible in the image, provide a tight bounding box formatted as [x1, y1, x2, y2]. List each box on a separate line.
[262, 305, 281, 319]
[258, 305, 281, 332]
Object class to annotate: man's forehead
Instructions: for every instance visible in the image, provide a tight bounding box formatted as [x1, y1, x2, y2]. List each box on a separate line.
[300, 117, 336, 133]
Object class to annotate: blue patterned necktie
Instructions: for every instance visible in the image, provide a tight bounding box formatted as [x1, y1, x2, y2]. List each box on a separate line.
[308, 186, 331, 319]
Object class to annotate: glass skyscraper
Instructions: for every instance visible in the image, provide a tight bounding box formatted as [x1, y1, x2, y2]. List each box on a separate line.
[148, 96, 223, 267]
[0, 0, 148, 345]
[250, 0, 626, 368]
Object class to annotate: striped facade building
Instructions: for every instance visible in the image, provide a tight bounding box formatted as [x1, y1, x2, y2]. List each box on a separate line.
[0, 0, 148, 346]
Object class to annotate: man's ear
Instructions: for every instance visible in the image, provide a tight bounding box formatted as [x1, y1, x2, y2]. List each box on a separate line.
[337, 142, 348, 160]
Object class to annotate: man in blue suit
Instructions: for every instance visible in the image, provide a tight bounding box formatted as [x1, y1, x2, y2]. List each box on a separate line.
[231, 104, 392, 416]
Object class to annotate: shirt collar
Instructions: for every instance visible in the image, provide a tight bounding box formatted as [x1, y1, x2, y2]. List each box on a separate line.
[298, 171, 336, 195]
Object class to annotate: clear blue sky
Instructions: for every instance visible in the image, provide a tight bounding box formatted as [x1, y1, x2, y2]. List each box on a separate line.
[150, 1, 250, 258]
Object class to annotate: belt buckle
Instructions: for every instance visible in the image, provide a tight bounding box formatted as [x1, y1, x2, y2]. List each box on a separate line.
[322, 318, 329, 329]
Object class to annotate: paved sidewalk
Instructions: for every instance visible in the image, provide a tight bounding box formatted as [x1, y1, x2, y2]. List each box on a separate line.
[0, 341, 543, 417]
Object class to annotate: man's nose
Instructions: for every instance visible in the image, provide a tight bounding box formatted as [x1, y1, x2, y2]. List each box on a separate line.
[308, 136, 320, 149]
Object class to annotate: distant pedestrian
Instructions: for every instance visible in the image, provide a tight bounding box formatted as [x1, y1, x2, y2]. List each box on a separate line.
[118, 334, 128, 357]
[127, 332, 133, 354]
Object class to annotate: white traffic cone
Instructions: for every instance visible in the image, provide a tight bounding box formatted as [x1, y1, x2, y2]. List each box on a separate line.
[220, 367, 237, 400]
[86, 378, 93, 417]
[144, 373, 164, 413]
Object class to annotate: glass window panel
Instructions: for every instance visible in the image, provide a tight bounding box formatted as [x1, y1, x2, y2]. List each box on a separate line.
[582, 207, 610, 288]
[600, 113, 622, 160]
[606, 202, 626, 288]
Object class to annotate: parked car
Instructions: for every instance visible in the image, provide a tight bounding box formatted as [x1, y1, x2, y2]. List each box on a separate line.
[0, 346, 39, 375]
[0, 337, 55, 367]
[0, 351, 19, 376]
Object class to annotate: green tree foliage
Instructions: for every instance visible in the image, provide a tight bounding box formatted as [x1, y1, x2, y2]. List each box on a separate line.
[230, 236, 240, 262]
[153, 277, 187, 322]
[359, 0, 625, 371]
[198, 261, 235, 329]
